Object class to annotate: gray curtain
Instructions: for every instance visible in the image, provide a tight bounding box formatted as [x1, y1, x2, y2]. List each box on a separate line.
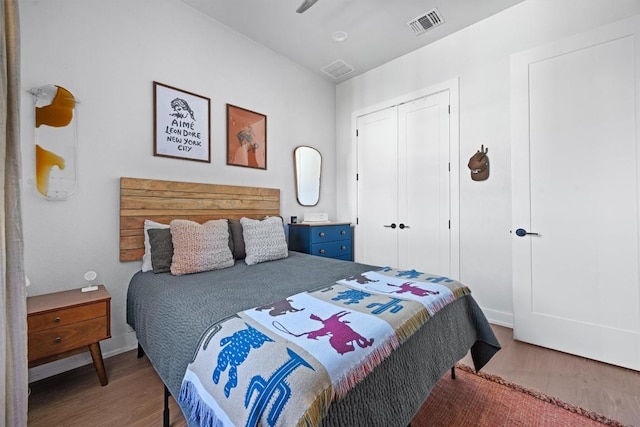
[1, 0, 27, 425]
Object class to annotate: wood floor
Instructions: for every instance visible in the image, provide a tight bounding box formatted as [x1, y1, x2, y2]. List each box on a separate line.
[27, 325, 640, 426]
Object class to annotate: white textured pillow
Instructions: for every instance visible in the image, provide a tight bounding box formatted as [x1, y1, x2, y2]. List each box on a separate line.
[240, 216, 288, 266]
[142, 220, 170, 272]
[170, 219, 234, 275]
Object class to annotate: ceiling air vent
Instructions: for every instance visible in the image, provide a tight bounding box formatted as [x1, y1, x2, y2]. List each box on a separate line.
[407, 8, 444, 36]
[321, 60, 355, 80]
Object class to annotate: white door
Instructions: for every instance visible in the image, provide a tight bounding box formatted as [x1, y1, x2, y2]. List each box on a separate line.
[398, 93, 450, 273]
[511, 22, 640, 370]
[356, 106, 398, 268]
[356, 91, 450, 276]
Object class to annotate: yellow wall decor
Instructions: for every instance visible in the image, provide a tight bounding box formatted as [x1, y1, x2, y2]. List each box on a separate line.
[30, 85, 78, 199]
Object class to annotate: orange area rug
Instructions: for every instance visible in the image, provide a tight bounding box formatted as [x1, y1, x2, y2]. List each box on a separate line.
[411, 364, 628, 427]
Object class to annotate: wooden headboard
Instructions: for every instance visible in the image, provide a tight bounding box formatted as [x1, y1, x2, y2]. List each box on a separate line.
[119, 177, 280, 262]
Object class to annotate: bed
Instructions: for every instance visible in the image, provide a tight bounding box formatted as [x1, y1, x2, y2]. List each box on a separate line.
[121, 177, 500, 427]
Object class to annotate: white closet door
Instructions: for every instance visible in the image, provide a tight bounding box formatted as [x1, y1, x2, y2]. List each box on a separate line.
[398, 92, 450, 275]
[356, 91, 451, 273]
[356, 107, 399, 267]
[511, 22, 640, 370]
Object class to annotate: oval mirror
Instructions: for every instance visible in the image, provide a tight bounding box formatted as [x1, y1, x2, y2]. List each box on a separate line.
[294, 146, 321, 206]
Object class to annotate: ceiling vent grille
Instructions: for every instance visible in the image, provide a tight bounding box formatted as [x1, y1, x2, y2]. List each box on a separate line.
[321, 60, 355, 80]
[407, 8, 444, 36]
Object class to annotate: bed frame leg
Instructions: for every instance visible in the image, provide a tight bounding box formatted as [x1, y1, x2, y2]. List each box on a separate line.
[137, 343, 145, 359]
[164, 385, 170, 427]
[451, 366, 456, 379]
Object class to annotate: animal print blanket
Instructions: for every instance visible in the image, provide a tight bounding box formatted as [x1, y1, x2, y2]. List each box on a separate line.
[178, 267, 470, 427]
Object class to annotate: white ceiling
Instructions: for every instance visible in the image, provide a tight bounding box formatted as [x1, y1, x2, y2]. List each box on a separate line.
[180, 0, 526, 83]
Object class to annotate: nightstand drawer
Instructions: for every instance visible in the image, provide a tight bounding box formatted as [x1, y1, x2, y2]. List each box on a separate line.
[311, 240, 352, 258]
[309, 224, 351, 243]
[28, 301, 107, 333]
[28, 316, 108, 361]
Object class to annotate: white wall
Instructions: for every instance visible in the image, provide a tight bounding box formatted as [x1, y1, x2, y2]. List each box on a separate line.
[335, 0, 640, 325]
[20, 0, 336, 381]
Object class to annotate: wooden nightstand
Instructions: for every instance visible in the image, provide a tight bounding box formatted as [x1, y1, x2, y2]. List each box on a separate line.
[27, 285, 111, 386]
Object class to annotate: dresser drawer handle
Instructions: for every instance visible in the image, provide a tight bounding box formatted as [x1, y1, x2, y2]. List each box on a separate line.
[54, 317, 61, 323]
[54, 337, 62, 344]
[340, 230, 346, 235]
[319, 249, 326, 254]
[318, 232, 325, 238]
[341, 245, 347, 251]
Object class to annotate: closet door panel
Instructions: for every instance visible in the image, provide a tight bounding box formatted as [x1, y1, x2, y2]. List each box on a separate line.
[398, 92, 451, 274]
[356, 107, 399, 267]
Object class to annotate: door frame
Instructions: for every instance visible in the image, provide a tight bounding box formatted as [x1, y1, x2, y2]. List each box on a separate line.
[350, 78, 460, 280]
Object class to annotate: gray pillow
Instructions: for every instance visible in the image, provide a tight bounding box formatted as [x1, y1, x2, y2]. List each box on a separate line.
[228, 219, 245, 259]
[148, 228, 173, 273]
[240, 216, 288, 266]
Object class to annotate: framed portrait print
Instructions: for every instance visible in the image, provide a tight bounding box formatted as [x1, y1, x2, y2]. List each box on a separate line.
[153, 81, 211, 163]
[226, 104, 267, 169]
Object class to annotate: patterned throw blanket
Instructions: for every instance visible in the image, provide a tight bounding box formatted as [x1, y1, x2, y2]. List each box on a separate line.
[178, 267, 470, 427]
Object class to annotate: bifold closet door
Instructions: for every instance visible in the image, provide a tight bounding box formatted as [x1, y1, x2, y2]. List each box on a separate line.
[356, 91, 450, 275]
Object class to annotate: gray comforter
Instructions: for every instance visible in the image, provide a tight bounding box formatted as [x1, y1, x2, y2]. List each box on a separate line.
[126, 251, 500, 426]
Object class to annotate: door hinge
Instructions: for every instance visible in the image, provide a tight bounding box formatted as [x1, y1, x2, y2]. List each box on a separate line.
[356, 129, 359, 137]
[448, 220, 451, 229]
[356, 173, 359, 181]
[448, 162, 450, 172]
[356, 217, 359, 225]
[448, 105, 450, 114]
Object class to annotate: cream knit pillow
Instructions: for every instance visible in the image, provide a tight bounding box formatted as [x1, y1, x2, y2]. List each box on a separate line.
[240, 216, 288, 265]
[170, 219, 234, 275]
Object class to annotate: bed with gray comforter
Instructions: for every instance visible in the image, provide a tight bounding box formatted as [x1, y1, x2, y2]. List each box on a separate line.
[126, 251, 500, 426]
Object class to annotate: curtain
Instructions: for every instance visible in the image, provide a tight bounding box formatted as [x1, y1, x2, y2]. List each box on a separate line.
[0, 0, 27, 425]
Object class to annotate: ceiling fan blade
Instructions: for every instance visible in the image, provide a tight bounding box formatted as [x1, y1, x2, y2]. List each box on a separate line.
[296, 0, 319, 13]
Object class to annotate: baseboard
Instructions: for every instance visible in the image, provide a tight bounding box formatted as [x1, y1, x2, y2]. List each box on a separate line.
[28, 332, 138, 383]
[481, 307, 513, 328]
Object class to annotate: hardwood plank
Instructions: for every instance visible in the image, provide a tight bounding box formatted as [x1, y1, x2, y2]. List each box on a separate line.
[120, 209, 279, 217]
[120, 248, 144, 262]
[120, 177, 278, 196]
[119, 213, 277, 230]
[119, 235, 144, 250]
[121, 196, 280, 210]
[121, 188, 279, 200]
[28, 351, 187, 427]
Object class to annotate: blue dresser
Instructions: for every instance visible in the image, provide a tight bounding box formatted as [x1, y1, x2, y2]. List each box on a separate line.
[288, 223, 353, 261]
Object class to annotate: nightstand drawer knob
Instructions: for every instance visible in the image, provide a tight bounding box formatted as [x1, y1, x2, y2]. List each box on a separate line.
[319, 249, 326, 254]
[341, 245, 346, 250]
[319, 232, 325, 237]
[54, 337, 62, 343]
[340, 230, 346, 235]
[54, 317, 61, 323]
